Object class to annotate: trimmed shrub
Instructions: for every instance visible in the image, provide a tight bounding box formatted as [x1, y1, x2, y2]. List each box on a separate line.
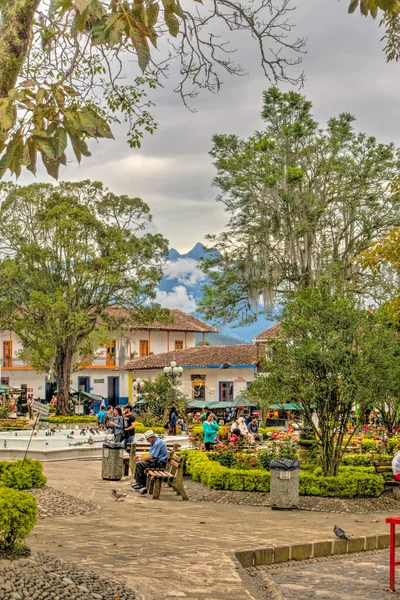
[0, 459, 46, 490]
[182, 450, 384, 497]
[135, 424, 165, 435]
[342, 453, 392, 467]
[388, 438, 400, 455]
[0, 488, 37, 551]
[361, 439, 378, 452]
[49, 416, 97, 424]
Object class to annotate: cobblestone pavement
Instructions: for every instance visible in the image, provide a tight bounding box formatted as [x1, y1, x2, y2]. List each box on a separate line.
[249, 550, 400, 599]
[28, 461, 400, 600]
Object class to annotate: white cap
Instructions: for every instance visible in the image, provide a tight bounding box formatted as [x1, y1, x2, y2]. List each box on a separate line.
[144, 430, 155, 440]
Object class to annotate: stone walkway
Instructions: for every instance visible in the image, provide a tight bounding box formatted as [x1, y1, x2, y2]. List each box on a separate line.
[28, 461, 400, 600]
[250, 550, 400, 599]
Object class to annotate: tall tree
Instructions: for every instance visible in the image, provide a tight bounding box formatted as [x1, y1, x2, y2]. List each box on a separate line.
[0, 180, 168, 414]
[248, 283, 400, 476]
[199, 87, 400, 326]
[0, 0, 305, 180]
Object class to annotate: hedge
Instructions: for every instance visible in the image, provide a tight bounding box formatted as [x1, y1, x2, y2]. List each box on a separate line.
[0, 459, 46, 490]
[0, 488, 37, 551]
[342, 453, 393, 467]
[135, 423, 165, 435]
[49, 416, 97, 424]
[181, 450, 385, 497]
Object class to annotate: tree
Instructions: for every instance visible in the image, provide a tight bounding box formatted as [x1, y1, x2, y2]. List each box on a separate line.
[346, 0, 400, 62]
[199, 87, 400, 326]
[139, 374, 187, 421]
[0, 180, 168, 414]
[0, 0, 305, 180]
[247, 282, 400, 476]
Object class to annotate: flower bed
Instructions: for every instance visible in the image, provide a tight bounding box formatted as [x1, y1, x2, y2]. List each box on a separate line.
[182, 450, 385, 498]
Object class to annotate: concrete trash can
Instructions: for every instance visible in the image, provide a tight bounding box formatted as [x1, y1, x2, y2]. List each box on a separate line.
[270, 459, 300, 510]
[101, 443, 125, 480]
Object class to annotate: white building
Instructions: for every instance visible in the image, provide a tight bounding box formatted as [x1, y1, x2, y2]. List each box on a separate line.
[125, 344, 262, 405]
[0, 310, 217, 405]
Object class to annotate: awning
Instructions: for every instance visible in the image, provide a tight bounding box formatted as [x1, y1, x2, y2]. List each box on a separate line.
[134, 399, 149, 405]
[206, 401, 234, 409]
[231, 395, 258, 408]
[269, 403, 302, 411]
[70, 390, 104, 402]
[186, 400, 210, 409]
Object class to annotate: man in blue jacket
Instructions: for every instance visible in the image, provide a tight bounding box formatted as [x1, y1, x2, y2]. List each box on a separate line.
[132, 430, 168, 494]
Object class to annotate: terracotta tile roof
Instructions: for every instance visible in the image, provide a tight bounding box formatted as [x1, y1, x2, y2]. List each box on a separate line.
[253, 322, 281, 342]
[105, 308, 218, 333]
[125, 344, 264, 370]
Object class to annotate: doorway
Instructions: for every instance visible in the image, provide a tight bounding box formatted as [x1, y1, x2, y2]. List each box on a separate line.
[78, 376, 90, 393]
[219, 381, 233, 402]
[45, 381, 57, 403]
[107, 376, 120, 407]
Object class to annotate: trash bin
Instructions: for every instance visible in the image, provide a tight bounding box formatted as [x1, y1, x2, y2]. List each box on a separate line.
[101, 442, 125, 480]
[270, 458, 300, 510]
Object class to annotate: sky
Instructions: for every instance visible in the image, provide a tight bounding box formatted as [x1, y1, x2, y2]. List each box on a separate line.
[14, 0, 400, 255]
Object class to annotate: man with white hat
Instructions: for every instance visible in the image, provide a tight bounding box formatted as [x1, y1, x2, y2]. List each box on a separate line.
[132, 430, 168, 494]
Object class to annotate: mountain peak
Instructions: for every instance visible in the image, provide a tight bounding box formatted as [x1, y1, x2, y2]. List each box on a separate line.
[185, 242, 207, 260]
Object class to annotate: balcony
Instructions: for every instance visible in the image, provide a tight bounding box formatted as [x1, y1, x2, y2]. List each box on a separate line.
[0, 358, 32, 369]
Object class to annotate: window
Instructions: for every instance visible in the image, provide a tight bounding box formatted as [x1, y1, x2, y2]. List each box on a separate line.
[191, 374, 206, 400]
[106, 340, 116, 367]
[219, 381, 233, 402]
[3, 341, 12, 368]
[0, 377, 9, 385]
[139, 340, 149, 358]
[175, 340, 183, 350]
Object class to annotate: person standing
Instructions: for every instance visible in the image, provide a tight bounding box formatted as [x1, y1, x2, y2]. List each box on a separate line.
[102, 405, 114, 431]
[169, 408, 178, 435]
[97, 404, 107, 427]
[202, 412, 220, 451]
[132, 430, 168, 494]
[123, 404, 136, 448]
[108, 406, 124, 442]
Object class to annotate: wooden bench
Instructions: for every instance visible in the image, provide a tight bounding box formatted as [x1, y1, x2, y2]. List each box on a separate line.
[146, 453, 188, 500]
[123, 441, 181, 476]
[374, 460, 400, 497]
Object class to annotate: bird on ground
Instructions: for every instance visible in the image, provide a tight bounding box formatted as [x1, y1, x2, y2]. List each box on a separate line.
[67, 434, 74, 439]
[88, 436, 94, 445]
[3, 441, 7, 448]
[89, 428, 96, 435]
[334, 525, 350, 540]
[111, 489, 128, 501]
[80, 428, 86, 436]
[69, 430, 74, 436]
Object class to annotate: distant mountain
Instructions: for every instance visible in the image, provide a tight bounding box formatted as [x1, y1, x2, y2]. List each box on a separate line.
[158, 243, 276, 343]
[195, 332, 248, 346]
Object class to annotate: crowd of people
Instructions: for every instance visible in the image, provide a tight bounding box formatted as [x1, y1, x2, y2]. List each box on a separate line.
[200, 410, 263, 451]
[97, 404, 136, 448]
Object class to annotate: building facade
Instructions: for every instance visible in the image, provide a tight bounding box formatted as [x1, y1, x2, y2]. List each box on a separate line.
[0, 310, 217, 405]
[125, 344, 261, 405]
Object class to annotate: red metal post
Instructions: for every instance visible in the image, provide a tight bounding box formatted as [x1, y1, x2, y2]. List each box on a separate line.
[390, 522, 396, 591]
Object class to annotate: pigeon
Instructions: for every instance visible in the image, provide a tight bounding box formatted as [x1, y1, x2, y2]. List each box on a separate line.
[88, 436, 94, 445]
[3, 440, 7, 448]
[334, 525, 350, 540]
[80, 429, 86, 436]
[111, 489, 128, 501]
[69, 430, 74, 436]
[89, 428, 96, 435]
[67, 434, 74, 439]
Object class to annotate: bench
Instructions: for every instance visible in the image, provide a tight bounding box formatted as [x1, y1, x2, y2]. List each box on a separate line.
[123, 441, 181, 476]
[374, 461, 400, 497]
[146, 453, 188, 500]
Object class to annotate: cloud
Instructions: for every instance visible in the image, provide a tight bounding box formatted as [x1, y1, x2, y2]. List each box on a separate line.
[163, 258, 207, 287]
[155, 286, 197, 312]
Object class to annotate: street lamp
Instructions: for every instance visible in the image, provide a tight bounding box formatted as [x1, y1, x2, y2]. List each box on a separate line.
[163, 360, 183, 404]
[133, 378, 145, 405]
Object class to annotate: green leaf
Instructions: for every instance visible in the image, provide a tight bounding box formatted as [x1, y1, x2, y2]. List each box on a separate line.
[20, 80, 37, 88]
[71, 9, 88, 36]
[360, 0, 369, 14]
[32, 135, 55, 159]
[26, 139, 37, 176]
[145, 2, 159, 27]
[130, 27, 151, 72]
[348, 0, 359, 12]
[0, 133, 23, 179]
[79, 109, 99, 137]
[96, 117, 114, 139]
[164, 8, 179, 37]
[53, 127, 68, 159]
[42, 155, 60, 180]
[170, 2, 185, 19]
[36, 88, 46, 105]
[74, 0, 91, 13]
[0, 99, 16, 132]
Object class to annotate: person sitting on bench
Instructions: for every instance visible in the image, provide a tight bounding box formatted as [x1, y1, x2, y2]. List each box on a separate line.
[392, 450, 400, 481]
[132, 430, 168, 494]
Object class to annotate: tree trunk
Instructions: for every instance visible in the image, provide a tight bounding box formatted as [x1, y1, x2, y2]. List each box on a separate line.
[55, 341, 73, 416]
[0, 0, 41, 97]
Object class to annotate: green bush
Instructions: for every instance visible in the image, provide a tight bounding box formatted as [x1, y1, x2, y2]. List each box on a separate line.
[49, 416, 97, 424]
[182, 450, 384, 497]
[135, 423, 165, 435]
[299, 470, 384, 498]
[387, 438, 400, 455]
[0, 459, 46, 490]
[342, 453, 392, 467]
[0, 488, 37, 551]
[259, 427, 281, 437]
[0, 405, 11, 419]
[0, 422, 29, 430]
[361, 439, 378, 452]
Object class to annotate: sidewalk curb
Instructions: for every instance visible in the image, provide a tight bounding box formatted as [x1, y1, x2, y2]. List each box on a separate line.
[228, 552, 266, 600]
[235, 532, 398, 568]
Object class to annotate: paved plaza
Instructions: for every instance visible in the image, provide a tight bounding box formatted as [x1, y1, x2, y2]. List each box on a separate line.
[250, 551, 400, 599]
[26, 460, 400, 600]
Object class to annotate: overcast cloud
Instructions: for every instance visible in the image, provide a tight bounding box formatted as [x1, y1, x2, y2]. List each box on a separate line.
[12, 0, 400, 252]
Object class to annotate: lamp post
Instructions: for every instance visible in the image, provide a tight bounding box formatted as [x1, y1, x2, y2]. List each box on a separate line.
[133, 378, 145, 408]
[163, 360, 183, 405]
